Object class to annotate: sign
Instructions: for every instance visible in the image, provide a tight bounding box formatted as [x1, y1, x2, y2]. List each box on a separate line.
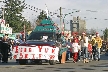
[0, 26, 12, 34]
[12, 46, 59, 60]
[0, 19, 5, 24]
[0, 19, 12, 34]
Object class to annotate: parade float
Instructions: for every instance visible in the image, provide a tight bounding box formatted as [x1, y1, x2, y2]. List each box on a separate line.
[12, 16, 68, 65]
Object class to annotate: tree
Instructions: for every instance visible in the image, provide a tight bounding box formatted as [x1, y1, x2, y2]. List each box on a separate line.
[3, 0, 31, 32]
[103, 28, 108, 41]
[89, 28, 96, 34]
[36, 10, 47, 25]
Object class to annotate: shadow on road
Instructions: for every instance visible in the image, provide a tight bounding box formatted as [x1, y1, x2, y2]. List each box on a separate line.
[57, 68, 75, 70]
[0, 62, 59, 65]
[0, 62, 18, 65]
[100, 53, 108, 60]
[81, 68, 95, 70]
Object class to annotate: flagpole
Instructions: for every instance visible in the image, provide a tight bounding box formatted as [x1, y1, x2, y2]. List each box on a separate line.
[45, 4, 48, 18]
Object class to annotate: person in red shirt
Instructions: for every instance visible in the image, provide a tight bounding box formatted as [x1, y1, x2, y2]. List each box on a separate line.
[88, 42, 93, 61]
[72, 39, 80, 63]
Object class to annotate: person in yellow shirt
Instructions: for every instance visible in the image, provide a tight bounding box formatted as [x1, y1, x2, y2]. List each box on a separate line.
[95, 32, 102, 61]
[91, 34, 97, 60]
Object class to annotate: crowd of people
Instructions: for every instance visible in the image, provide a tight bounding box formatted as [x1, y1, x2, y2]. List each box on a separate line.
[0, 34, 22, 63]
[0, 32, 106, 64]
[66, 32, 104, 63]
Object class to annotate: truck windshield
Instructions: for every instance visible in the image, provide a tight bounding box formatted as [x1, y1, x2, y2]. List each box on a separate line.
[27, 32, 56, 40]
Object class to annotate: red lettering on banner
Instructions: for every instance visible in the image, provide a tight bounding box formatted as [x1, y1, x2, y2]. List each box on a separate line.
[20, 48, 22, 52]
[15, 46, 18, 53]
[13, 55, 17, 59]
[24, 48, 26, 52]
[45, 48, 49, 53]
[19, 53, 23, 59]
[52, 49, 55, 53]
[25, 54, 28, 59]
[32, 54, 35, 59]
[38, 46, 42, 52]
[39, 54, 42, 59]
[50, 55, 55, 60]
[29, 48, 32, 52]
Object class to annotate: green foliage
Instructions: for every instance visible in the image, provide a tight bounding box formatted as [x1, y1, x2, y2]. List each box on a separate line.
[36, 10, 47, 25]
[103, 28, 108, 41]
[3, 0, 31, 32]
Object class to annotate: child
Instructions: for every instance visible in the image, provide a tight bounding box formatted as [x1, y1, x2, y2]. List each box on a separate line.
[72, 39, 80, 63]
[88, 41, 93, 61]
[78, 42, 81, 61]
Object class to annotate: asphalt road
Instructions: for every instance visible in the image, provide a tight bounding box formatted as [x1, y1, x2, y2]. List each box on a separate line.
[0, 53, 108, 72]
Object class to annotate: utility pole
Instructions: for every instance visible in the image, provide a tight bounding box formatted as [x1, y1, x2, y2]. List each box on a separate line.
[59, 7, 62, 32]
[23, 24, 26, 42]
[23, 19, 26, 42]
[63, 18, 65, 32]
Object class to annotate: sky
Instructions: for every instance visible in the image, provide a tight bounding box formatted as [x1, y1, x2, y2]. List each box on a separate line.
[0, 0, 108, 34]
[24, 0, 108, 31]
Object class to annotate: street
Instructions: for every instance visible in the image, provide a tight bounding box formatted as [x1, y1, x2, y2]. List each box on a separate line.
[0, 53, 108, 72]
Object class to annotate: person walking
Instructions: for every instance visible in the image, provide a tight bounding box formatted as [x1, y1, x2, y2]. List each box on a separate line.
[0, 37, 3, 62]
[95, 32, 102, 61]
[66, 39, 72, 61]
[91, 34, 97, 60]
[88, 41, 93, 61]
[72, 39, 80, 63]
[80, 32, 89, 63]
[78, 42, 81, 61]
[1, 34, 10, 63]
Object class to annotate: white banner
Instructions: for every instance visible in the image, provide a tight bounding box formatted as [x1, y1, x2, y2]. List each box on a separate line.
[12, 46, 59, 60]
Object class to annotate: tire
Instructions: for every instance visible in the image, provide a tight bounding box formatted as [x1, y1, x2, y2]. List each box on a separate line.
[49, 60, 56, 65]
[19, 59, 27, 65]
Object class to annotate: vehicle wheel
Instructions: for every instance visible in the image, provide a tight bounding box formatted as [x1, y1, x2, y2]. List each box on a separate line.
[49, 60, 56, 65]
[19, 59, 27, 65]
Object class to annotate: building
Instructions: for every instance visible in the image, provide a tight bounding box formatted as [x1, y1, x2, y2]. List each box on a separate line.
[70, 16, 86, 34]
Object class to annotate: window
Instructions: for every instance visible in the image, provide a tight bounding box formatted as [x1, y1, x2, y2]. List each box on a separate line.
[27, 32, 56, 40]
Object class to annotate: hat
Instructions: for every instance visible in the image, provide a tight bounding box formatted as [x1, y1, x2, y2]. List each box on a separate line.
[96, 32, 98, 34]
[82, 32, 86, 35]
[96, 32, 99, 36]
[72, 32, 78, 35]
